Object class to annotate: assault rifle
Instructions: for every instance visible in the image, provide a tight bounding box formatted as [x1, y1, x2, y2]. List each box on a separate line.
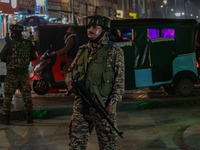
[71, 80, 124, 138]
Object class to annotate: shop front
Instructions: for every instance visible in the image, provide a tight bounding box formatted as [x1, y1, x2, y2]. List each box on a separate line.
[0, 0, 19, 38]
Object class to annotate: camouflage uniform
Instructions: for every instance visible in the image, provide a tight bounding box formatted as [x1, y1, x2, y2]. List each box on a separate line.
[0, 34, 37, 116]
[66, 37, 125, 150]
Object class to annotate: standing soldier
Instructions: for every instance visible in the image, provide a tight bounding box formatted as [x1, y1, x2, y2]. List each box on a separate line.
[0, 24, 38, 125]
[66, 15, 125, 149]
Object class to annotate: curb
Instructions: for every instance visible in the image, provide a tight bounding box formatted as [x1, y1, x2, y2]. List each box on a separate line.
[118, 98, 200, 111]
[1, 98, 200, 122]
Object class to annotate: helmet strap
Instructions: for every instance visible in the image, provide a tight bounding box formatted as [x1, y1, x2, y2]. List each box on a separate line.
[90, 30, 106, 44]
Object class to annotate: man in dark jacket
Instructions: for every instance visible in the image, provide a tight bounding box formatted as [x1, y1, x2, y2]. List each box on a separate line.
[0, 24, 38, 125]
[51, 27, 79, 96]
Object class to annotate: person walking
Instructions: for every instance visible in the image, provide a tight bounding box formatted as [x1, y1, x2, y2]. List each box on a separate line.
[66, 15, 125, 150]
[0, 24, 38, 125]
[5, 32, 10, 43]
[51, 27, 79, 96]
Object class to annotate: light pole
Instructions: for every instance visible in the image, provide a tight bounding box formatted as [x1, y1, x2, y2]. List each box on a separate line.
[163, 0, 167, 18]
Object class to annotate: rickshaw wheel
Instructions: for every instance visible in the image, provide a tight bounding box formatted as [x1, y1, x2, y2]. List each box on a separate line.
[32, 79, 50, 95]
[163, 85, 176, 95]
[176, 78, 194, 97]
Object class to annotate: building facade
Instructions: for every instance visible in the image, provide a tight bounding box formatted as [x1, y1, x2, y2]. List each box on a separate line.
[0, 0, 153, 39]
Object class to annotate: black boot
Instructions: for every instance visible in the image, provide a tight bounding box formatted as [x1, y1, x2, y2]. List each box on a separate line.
[26, 112, 33, 124]
[2, 115, 10, 125]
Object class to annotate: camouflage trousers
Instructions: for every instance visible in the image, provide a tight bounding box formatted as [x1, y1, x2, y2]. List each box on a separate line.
[69, 97, 118, 150]
[3, 72, 33, 115]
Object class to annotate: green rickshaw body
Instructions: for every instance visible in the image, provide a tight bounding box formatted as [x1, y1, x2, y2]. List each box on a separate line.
[111, 19, 198, 96]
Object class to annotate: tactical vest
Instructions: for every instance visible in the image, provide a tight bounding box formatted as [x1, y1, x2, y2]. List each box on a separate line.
[7, 39, 31, 73]
[72, 43, 114, 100]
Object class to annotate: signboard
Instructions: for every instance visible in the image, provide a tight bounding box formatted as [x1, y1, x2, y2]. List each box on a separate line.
[36, 0, 45, 14]
[116, 10, 123, 18]
[129, 13, 137, 19]
[0, 0, 19, 14]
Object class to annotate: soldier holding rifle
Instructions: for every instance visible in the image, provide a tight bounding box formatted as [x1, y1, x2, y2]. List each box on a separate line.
[66, 15, 125, 150]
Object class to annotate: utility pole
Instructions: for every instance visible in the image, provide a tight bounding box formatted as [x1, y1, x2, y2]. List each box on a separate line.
[71, 0, 74, 24]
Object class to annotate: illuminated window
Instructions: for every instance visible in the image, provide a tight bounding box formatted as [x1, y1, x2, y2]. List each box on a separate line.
[148, 28, 175, 40]
[162, 29, 175, 38]
[148, 29, 160, 39]
[109, 29, 133, 42]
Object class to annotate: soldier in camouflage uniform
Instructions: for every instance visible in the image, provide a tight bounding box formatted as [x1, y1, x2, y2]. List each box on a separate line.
[0, 24, 38, 125]
[66, 15, 125, 150]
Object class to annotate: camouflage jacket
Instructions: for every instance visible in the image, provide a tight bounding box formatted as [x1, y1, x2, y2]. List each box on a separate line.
[0, 36, 37, 73]
[66, 37, 125, 107]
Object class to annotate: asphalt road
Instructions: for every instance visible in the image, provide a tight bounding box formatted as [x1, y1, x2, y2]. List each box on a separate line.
[1, 87, 200, 149]
[0, 105, 200, 150]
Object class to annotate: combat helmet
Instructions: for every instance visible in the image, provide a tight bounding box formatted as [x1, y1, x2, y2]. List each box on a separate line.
[85, 15, 111, 30]
[10, 24, 23, 32]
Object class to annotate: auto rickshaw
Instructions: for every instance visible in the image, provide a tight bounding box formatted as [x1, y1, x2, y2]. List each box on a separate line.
[110, 19, 199, 96]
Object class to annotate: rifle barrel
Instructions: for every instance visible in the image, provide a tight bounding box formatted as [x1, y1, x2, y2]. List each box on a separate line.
[72, 80, 124, 138]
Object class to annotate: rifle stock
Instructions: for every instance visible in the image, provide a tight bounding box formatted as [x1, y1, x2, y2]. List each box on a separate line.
[71, 80, 124, 138]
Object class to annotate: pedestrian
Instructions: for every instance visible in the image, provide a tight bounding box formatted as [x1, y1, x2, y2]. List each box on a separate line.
[0, 24, 38, 125]
[66, 15, 125, 150]
[5, 32, 10, 43]
[27, 31, 34, 41]
[51, 27, 79, 96]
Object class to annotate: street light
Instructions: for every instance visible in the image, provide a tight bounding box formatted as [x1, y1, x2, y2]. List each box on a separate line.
[163, 0, 167, 5]
[175, 12, 181, 17]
